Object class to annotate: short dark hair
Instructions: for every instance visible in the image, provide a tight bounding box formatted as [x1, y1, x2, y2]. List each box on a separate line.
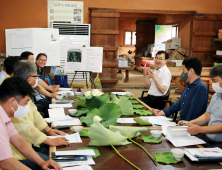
[0, 77, 34, 103]
[36, 53, 47, 60]
[20, 51, 34, 60]
[182, 57, 202, 76]
[209, 64, 222, 79]
[4, 56, 19, 75]
[156, 50, 169, 59]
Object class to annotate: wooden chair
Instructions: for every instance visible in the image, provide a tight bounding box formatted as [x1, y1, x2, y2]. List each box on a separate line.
[141, 88, 179, 122]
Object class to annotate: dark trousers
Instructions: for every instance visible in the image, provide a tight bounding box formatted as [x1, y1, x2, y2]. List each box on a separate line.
[139, 94, 164, 110]
[33, 143, 49, 156]
[35, 96, 51, 118]
[19, 151, 48, 170]
[196, 133, 222, 149]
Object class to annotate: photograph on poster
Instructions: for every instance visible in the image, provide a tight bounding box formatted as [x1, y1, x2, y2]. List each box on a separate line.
[74, 9, 81, 15]
[67, 50, 82, 62]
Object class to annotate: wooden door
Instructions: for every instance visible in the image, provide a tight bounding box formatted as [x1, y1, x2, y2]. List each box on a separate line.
[190, 14, 222, 67]
[136, 20, 155, 54]
[90, 8, 119, 86]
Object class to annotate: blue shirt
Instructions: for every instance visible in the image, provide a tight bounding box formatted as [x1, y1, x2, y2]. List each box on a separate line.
[37, 65, 45, 81]
[163, 77, 208, 121]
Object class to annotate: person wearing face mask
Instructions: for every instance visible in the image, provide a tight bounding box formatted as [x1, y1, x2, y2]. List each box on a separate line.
[10, 60, 69, 164]
[0, 77, 62, 170]
[178, 64, 222, 148]
[153, 57, 208, 121]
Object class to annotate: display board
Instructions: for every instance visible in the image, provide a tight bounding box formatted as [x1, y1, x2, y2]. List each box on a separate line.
[5, 28, 60, 66]
[65, 47, 103, 73]
[154, 25, 172, 52]
[48, 0, 84, 27]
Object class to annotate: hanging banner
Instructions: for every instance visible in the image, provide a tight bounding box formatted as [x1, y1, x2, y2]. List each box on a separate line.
[48, 1, 84, 27]
[154, 25, 172, 52]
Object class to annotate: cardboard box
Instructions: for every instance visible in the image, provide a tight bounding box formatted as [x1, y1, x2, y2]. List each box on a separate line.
[165, 38, 181, 50]
[117, 73, 124, 83]
[170, 60, 183, 67]
[118, 59, 128, 67]
[216, 50, 222, 55]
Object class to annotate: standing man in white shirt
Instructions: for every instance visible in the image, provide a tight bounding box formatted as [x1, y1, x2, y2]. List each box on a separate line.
[139, 50, 172, 109]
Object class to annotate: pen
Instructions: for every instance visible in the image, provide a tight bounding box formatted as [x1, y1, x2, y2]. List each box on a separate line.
[153, 124, 161, 126]
[180, 122, 187, 126]
[65, 139, 69, 141]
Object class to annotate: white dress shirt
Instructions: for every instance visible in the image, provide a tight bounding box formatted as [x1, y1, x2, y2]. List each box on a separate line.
[0, 70, 6, 83]
[148, 65, 172, 96]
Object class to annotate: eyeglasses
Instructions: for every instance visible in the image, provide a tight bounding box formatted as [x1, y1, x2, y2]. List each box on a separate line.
[155, 57, 165, 61]
[27, 75, 40, 80]
[38, 59, 47, 62]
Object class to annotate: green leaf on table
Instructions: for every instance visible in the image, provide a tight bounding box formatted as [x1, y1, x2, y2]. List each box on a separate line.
[133, 117, 152, 126]
[133, 109, 153, 116]
[79, 129, 89, 137]
[154, 152, 182, 164]
[74, 108, 89, 117]
[110, 93, 134, 116]
[109, 125, 148, 138]
[76, 147, 100, 158]
[88, 121, 131, 146]
[75, 96, 87, 107]
[118, 95, 136, 100]
[86, 93, 110, 110]
[80, 103, 122, 127]
[60, 99, 68, 101]
[140, 134, 162, 143]
[133, 104, 144, 109]
[129, 100, 139, 104]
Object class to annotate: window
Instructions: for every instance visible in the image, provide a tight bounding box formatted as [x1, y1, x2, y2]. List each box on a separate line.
[171, 25, 179, 38]
[124, 31, 136, 45]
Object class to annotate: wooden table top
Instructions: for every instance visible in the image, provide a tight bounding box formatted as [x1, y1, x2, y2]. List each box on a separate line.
[50, 89, 222, 170]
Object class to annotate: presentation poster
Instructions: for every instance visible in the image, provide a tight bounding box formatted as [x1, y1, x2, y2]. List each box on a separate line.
[48, 1, 84, 27]
[154, 25, 172, 52]
[65, 47, 103, 73]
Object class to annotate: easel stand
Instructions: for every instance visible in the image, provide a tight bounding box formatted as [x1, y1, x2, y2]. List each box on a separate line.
[69, 71, 95, 89]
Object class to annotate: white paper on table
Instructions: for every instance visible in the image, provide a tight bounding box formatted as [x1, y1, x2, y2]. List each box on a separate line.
[48, 108, 65, 118]
[55, 150, 95, 156]
[52, 99, 73, 103]
[111, 92, 133, 96]
[48, 133, 82, 143]
[185, 150, 198, 161]
[53, 119, 82, 126]
[58, 91, 74, 96]
[59, 88, 72, 91]
[44, 115, 74, 123]
[49, 103, 72, 108]
[185, 148, 222, 158]
[166, 136, 206, 147]
[117, 118, 135, 124]
[58, 156, 95, 167]
[53, 165, 93, 170]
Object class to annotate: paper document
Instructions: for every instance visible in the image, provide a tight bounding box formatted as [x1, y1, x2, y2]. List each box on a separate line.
[59, 88, 72, 91]
[53, 119, 82, 126]
[58, 91, 74, 96]
[52, 100, 73, 103]
[48, 133, 82, 143]
[166, 136, 206, 147]
[53, 165, 93, 170]
[186, 148, 222, 158]
[111, 92, 133, 96]
[58, 156, 95, 167]
[49, 103, 72, 108]
[48, 108, 65, 118]
[44, 115, 73, 123]
[162, 126, 189, 137]
[55, 150, 95, 156]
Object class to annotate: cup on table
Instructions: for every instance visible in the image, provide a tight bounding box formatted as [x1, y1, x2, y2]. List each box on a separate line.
[75, 92, 81, 96]
[56, 95, 63, 100]
[171, 148, 185, 160]
[72, 126, 83, 132]
[150, 130, 162, 139]
[68, 109, 77, 116]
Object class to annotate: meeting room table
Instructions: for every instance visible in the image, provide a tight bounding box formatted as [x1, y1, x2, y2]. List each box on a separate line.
[50, 89, 222, 170]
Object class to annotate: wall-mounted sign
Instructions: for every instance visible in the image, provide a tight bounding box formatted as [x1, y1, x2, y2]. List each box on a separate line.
[48, 0, 84, 27]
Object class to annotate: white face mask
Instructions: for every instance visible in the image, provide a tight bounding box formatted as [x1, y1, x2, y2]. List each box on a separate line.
[11, 100, 30, 119]
[31, 77, 38, 88]
[212, 82, 222, 93]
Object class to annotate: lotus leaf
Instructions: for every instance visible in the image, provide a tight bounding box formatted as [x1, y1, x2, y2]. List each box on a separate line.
[133, 104, 144, 109]
[60, 99, 68, 101]
[74, 108, 89, 117]
[80, 103, 122, 127]
[76, 147, 100, 158]
[109, 125, 148, 138]
[133, 117, 152, 126]
[133, 109, 153, 116]
[118, 95, 136, 100]
[86, 93, 110, 110]
[140, 134, 162, 143]
[88, 121, 131, 146]
[75, 96, 87, 107]
[154, 152, 182, 164]
[129, 100, 139, 104]
[110, 93, 134, 116]
[79, 129, 88, 137]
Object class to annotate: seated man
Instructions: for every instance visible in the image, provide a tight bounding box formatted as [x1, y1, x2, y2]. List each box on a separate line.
[139, 50, 171, 110]
[20, 51, 35, 62]
[11, 60, 69, 162]
[0, 77, 62, 170]
[179, 64, 222, 148]
[0, 56, 18, 84]
[153, 57, 208, 121]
